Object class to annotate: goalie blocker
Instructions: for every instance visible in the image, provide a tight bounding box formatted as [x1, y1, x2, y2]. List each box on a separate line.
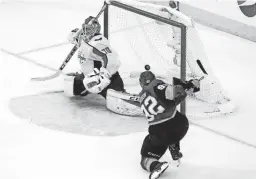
[63, 69, 125, 98]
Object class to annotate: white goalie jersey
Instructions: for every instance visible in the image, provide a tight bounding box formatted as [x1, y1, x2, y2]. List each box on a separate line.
[77, 34, 121, 76]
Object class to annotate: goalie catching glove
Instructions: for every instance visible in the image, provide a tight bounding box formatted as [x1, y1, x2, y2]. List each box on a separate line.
[68, 28, 81, 45]
[83, 67, 111, 94]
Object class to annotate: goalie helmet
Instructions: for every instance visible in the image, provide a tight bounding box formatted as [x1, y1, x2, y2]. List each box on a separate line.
[139, 65, 156, 87]
[81, 16, 101, 42]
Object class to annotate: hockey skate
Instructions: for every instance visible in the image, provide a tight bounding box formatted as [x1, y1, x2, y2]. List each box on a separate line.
[149, 162, 169, 179]
[169, 143, 183, 166]
[169, 143, 183, 160]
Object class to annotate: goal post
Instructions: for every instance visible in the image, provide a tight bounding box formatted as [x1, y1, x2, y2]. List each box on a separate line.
[104, 0, 187, 114]
[102, 0, 235, 118]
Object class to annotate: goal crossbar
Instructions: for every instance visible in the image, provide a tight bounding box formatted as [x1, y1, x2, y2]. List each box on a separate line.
[104, 0, 189, 114]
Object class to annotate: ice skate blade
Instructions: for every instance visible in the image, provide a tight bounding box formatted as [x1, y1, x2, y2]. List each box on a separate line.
[149, 163, 169, 179]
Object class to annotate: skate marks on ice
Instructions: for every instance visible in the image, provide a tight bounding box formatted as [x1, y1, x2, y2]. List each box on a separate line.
[8, 91, 147, 136]
[160, 162, 256, 179]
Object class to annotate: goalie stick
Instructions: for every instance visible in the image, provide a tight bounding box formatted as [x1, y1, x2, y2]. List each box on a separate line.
[31, 3, 107, 81]
[31, 45, 78, 81]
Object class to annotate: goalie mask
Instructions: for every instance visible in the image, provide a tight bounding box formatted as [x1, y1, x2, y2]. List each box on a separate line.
[81, 16, 101, 42]
[139, 70, 156, 88]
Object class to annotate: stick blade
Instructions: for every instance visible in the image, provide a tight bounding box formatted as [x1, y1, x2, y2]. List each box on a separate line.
[31, 71, 61, 81]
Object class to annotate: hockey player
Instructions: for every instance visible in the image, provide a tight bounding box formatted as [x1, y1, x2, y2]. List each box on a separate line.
[64, 16, 124, 98]
[138, 67, 200, 179]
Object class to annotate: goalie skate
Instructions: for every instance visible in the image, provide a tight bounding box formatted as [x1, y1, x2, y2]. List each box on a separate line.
[149, 162, 169, 179]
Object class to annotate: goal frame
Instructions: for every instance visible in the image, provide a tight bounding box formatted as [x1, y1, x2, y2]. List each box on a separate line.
[103, 0, 187, 114]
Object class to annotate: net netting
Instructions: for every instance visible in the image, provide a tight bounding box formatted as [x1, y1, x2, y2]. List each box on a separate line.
[106, 0, 235, 117]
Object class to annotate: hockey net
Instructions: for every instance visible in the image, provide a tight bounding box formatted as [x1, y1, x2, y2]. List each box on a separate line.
[105, 0, 235, 117]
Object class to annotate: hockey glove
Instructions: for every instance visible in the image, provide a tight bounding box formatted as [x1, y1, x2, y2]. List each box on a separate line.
[100, 67, 111, 79]
[83, 68, 111, 94]
[68, 28, 81, 45]
[185, 79, 200, 93]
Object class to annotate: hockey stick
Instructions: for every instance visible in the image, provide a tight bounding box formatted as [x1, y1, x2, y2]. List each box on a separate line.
[31, 3, 107, 81]
[196, 59, 208, 75]
[31, 45, 78, 81]
[187, 59, 207, 83]
[95, 3, 107, 20]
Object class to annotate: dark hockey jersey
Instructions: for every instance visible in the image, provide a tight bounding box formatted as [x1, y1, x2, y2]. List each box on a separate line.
[139, 79, 187, 126]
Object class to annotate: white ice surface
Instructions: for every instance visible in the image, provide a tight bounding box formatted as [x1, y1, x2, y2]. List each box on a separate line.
[1, 1, 256, 179]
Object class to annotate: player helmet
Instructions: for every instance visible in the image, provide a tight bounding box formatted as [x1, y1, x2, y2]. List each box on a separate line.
[169, 1, 178, 9]
[81, 16, 101, 42]
[139, 65, 156, 87]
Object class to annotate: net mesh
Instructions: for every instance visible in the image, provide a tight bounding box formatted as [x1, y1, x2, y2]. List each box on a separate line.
[106, 0, 235, 116]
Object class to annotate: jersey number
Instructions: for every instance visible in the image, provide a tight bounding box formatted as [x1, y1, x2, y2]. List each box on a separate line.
[141, 96, 165, 121]
[101, 47, 112, 54]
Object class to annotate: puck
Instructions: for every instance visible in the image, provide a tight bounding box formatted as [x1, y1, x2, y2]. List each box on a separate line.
[145, 65, 150, 70]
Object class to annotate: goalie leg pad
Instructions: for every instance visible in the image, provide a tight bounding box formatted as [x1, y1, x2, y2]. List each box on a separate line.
[106, 89, 143, 116]
[64, 75, 75, 97]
